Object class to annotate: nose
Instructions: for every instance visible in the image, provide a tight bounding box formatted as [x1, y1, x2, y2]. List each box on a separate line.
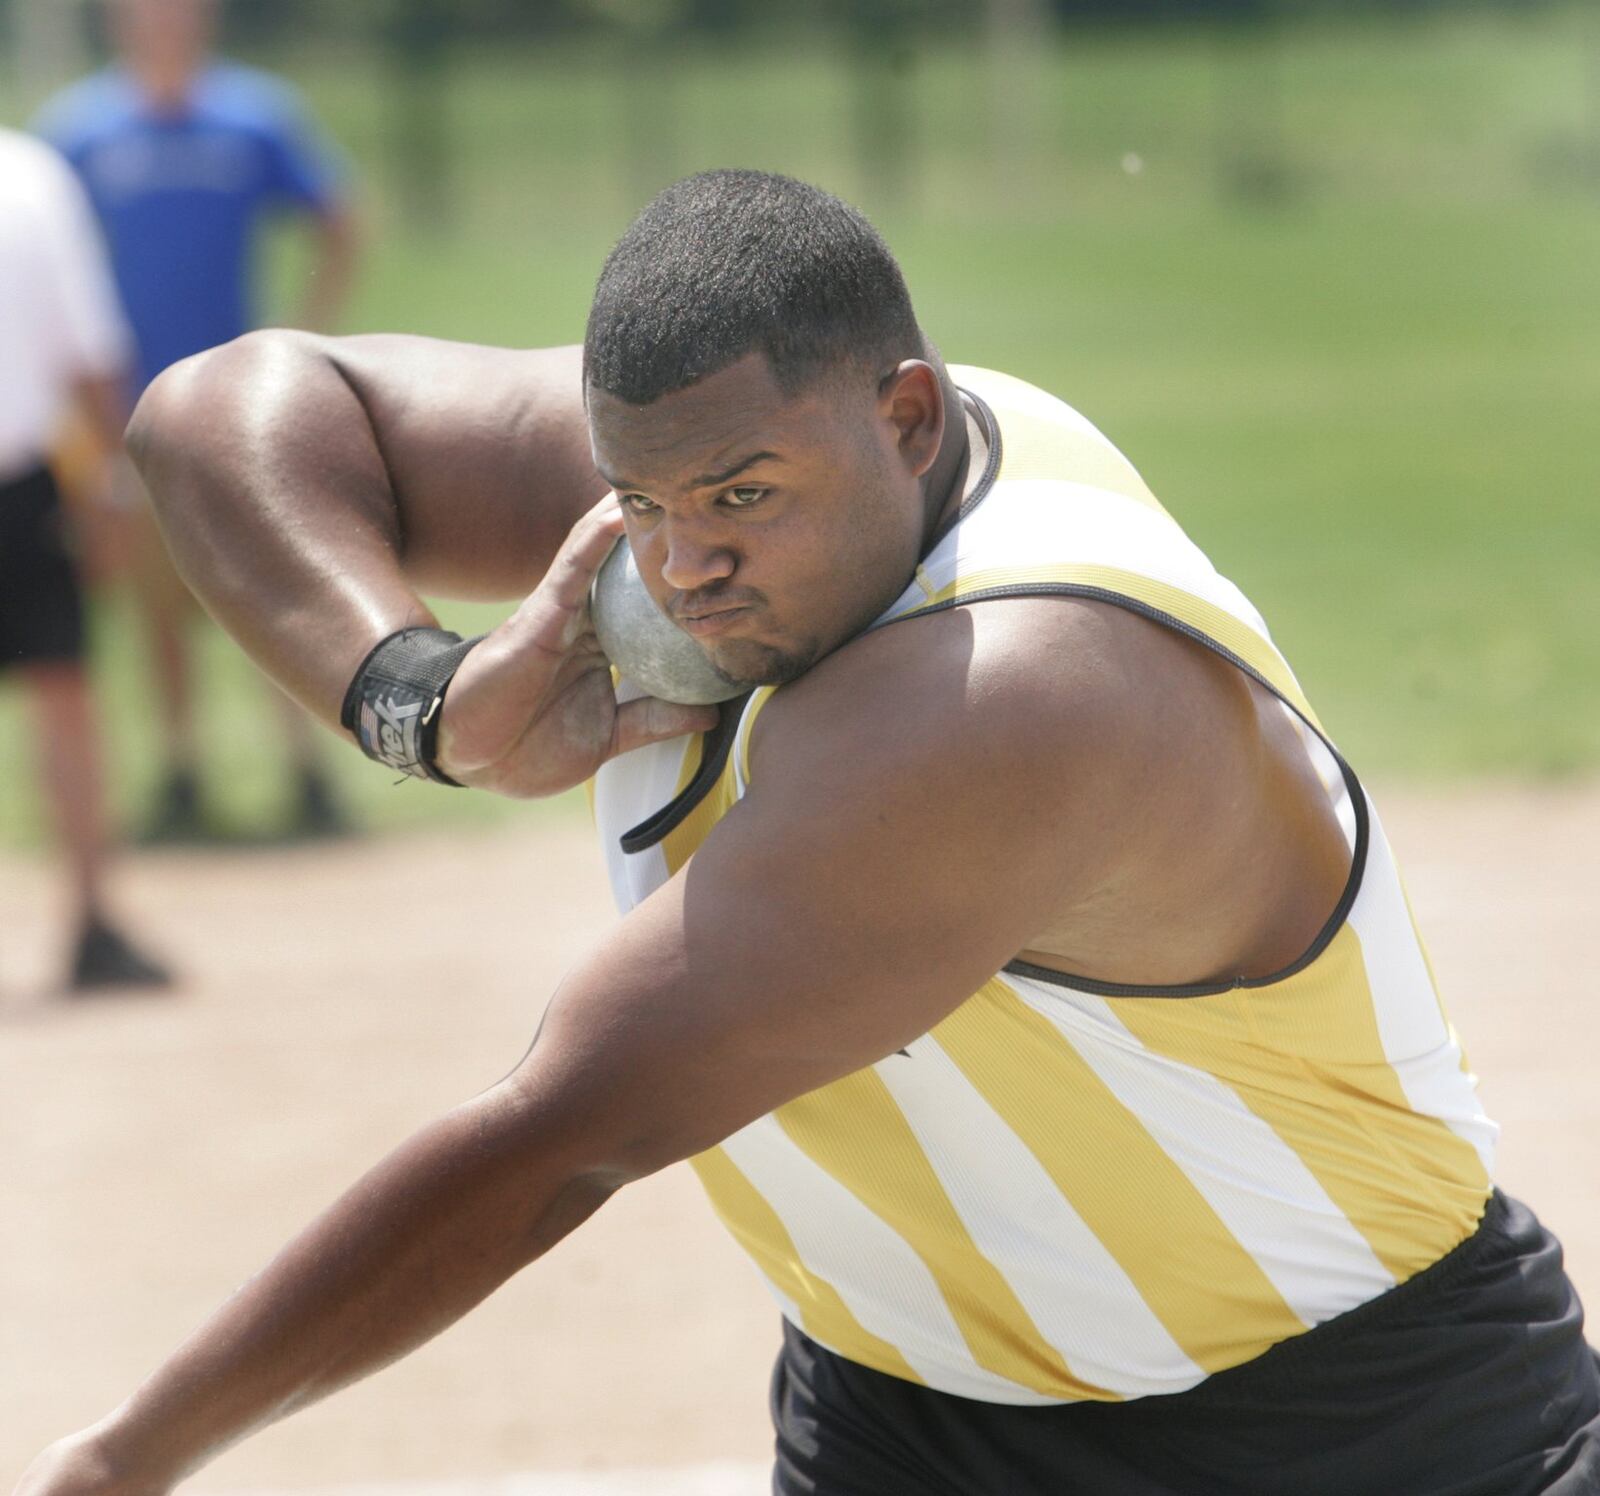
[654, 516, 738, 594]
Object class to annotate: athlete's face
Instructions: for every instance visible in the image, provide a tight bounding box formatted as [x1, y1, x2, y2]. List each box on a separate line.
[587, 353, 945, 690]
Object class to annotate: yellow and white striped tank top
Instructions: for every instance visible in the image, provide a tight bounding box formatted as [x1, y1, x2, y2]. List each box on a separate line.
[591, 364, 1497, 1404]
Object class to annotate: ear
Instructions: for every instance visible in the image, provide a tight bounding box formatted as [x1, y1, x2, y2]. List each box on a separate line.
[877, 361, 945, 480]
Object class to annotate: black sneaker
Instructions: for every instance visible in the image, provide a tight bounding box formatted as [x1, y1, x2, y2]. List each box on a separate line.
[68, 919, 174, 994]
[135, 768, 208, 846]
[285, 767, 354, 842]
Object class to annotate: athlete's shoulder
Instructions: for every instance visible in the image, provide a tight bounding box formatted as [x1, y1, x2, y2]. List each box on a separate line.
[952, 362, 1164, 513]
[732, 594, 1214, 948]
[952, 362, 1095, 423]
[751, 593, 1159, 797]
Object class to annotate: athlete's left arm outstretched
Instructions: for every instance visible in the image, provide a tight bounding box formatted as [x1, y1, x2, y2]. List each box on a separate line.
[9, 597, 1160, 1496]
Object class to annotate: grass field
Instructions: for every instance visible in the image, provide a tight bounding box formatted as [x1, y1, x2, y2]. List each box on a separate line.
[2, 6, 1597, 846]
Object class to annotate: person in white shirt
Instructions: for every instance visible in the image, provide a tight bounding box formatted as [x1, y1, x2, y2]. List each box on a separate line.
[0, 127, 170, 992]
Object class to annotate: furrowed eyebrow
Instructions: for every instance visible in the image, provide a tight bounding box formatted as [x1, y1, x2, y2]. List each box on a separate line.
[599, 450, 780, 496]
[690, 451, 780, 489]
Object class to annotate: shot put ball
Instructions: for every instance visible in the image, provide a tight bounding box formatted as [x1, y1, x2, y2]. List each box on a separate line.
[589, 538, 745, 705]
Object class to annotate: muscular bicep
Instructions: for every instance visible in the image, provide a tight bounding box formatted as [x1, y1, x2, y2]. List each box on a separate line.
[514, 604, 1129, 1179]
[326, 337, 605, 598]
[129, 332, 608, 723]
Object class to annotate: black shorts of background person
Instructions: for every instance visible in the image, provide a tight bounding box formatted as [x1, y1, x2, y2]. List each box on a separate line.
[773, 1191, 1600, 1496]
[0, 464, 87, 667]
[0, 462, 170, 992]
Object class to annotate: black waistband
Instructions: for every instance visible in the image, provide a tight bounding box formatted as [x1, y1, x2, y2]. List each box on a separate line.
[1181, 1188, 1507, 1403]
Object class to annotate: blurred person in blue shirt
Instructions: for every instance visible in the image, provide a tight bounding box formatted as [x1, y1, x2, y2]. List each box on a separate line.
[34, 0, 362, 843]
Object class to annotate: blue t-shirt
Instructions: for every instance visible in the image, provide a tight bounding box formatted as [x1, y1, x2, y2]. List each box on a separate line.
[33, 63, 344, 395]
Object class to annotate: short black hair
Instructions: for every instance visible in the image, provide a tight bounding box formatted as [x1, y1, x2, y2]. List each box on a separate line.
[583, 170, 924, 406]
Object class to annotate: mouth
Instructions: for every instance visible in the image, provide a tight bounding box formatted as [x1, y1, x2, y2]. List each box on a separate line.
[673, 605, 752, 638]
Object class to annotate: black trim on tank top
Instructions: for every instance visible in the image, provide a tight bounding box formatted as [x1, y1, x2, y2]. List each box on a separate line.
[875, 582, 1371, 1000]
[618, 691, 752, 855]
[616, 383, 998, 858]
[931, 387, 1003, 543]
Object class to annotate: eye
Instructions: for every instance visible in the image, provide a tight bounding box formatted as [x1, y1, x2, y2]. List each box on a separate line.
[619, 492, 660, 516]
[722, 486, 768, 509]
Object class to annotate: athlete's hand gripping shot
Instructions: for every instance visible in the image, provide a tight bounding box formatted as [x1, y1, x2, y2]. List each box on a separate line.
[13, 171, 1599, 1496]
[351, 495, 718, 800]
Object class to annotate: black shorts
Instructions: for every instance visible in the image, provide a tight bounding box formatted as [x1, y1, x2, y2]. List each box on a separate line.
[0, 464, 86, 671]
[771, 1191, 1600, 1495]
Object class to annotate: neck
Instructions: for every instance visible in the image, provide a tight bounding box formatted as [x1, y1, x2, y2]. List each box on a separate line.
[919, 370, 975, 549]
[127, 56, 203, 109]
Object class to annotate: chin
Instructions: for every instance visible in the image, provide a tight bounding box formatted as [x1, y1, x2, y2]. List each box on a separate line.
[710, 637, 820, 690]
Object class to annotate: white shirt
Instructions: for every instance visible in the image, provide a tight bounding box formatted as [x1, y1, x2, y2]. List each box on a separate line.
[0, 128, 129, 482]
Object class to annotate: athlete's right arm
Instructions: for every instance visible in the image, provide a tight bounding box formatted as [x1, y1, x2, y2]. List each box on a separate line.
[127, 332, 712, 795]
[128, 332, 599, 720]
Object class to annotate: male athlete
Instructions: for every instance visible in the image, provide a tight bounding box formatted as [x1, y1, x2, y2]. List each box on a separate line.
[14, 172, 1599, 1494]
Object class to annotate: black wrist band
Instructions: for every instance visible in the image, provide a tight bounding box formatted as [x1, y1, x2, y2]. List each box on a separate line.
[340, 626, 484, 786]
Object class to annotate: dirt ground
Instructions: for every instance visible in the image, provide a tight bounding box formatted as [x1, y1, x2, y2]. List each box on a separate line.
[3, 782, 1597, 1492]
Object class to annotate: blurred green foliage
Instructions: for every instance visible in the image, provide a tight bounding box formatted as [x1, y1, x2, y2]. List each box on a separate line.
[0, 4, 1596, 849]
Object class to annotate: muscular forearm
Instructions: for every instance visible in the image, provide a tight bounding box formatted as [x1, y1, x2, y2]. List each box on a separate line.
[125, 333, 603, 733]
[126, 332, 429, 726]
[76, 1082, 616, 1491]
